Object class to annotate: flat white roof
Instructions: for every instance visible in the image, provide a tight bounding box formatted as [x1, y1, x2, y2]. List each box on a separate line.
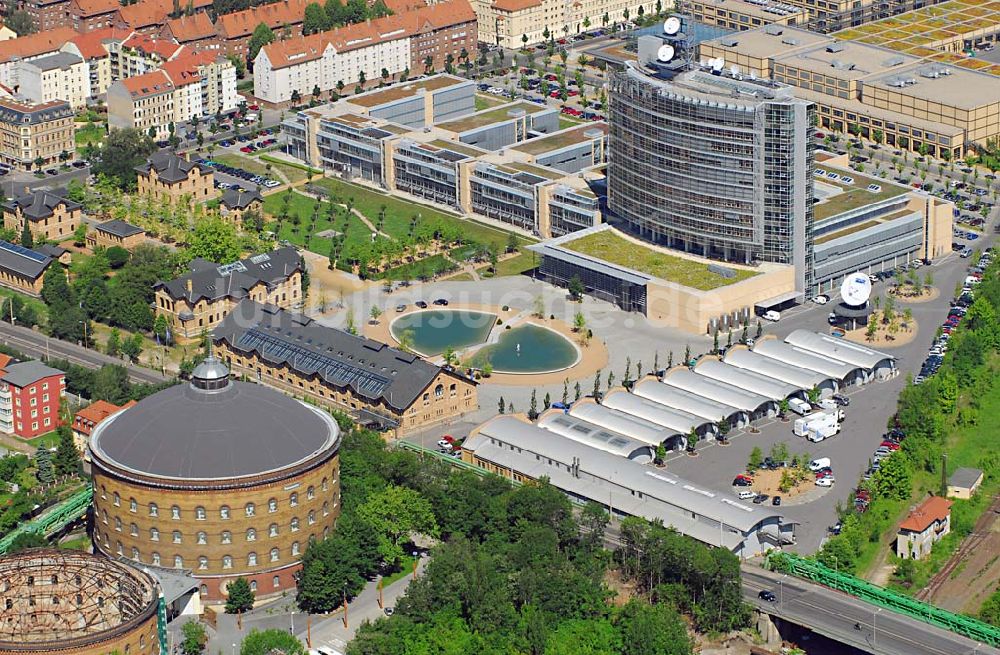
[632, 378, 749, 424]
[751, 337, 860, 381]
[694, 359, 801, 401]
[662, 368, 776, 414]
[784, 329, 895, 370]
[537, 411, 654, 462]
[601, 390, 717, 435]
[723, 347, 834, 390]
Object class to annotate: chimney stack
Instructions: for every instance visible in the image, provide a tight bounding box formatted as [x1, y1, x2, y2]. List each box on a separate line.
[186, 278, 193, 295]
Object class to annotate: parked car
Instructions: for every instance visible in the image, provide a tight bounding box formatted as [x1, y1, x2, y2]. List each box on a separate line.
[758, 590, 777, 602]
[415, 300, 428, 308]
[395, 304, 407, 312]
[772, 496, 782, 506]
[432, 298, 449, 306]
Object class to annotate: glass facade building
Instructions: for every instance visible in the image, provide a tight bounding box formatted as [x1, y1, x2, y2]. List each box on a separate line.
[608, 63, 815, 292]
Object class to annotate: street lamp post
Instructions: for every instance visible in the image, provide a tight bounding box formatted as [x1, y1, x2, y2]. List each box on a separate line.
[873, 607, 882, 648]
[290, 610, 295, 635]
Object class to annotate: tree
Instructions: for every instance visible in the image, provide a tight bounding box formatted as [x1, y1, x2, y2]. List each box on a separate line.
[7, 11, 35, 36]
[748, 446, 763, 471]
[19, 221, 32, 249]
[1, 295, 38, 328]
[91, 129, 156, 191]
[187, 219, 241, 263]
[356, 484, 438, 565]
[303, 2, 329, 34]
[617, 599, 692, 655]
[369, 304, 382, 323]
[528, 389, 539, 420]
[6, 532, 48, 552]
[522, 33, 528, 48]
[593, 369, 601, 398]
[35, 446, 54, 484]
[573, 310, 586, 333]
[873, 450, 911, 501]
[122, 333, 143, 362]
[807, 386, 821, 405]
[72, 221, 88, 247]
[53, 425, 79, 476]
[240, 628, 306, 655]
[291, 89, 301, 104]
[247, 22, 275, 64]
[225, 577, 255, 614]
[567, 274, 585, 301]
[106, 246, 129, 269]
[180, 620, 207, 655]
[106, 328, 121, 357]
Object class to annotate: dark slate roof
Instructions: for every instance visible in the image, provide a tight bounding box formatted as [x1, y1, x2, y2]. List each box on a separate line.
[135, 150, 209, 184]
[96, 219, 144, 238]
[90, 376, 339, 480]
[213, 300, 468, 412]
[35, 243, 67, 259]
[0, 240, 52, 280]
[1, 360, 63, 387]
[0, 99, 73, 125]
[154, 247, 301, 303]
[220, 188, 263, 210]
[949, 467, 983, 488]
[26, 52, 84, 72]
[2, 189, 80, 222]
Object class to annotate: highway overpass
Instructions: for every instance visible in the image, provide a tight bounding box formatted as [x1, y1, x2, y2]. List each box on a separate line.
[743, 566, 998, 655]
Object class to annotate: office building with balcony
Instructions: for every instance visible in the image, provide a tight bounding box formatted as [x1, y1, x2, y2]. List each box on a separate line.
[393, 137, 484, 208]
[609, 62, 815, 295]
[0, 358, 66, 439]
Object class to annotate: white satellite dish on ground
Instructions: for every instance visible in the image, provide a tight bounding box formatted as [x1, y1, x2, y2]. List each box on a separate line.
[664, 16, 681, 35]
[840, 273, 872, 306]
[657, 44, 675, 62]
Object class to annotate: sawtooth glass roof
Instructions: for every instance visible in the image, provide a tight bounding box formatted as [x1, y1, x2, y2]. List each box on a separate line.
[537, 411, 654, 462]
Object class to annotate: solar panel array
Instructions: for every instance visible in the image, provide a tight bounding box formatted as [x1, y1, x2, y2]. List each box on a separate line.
[553, 415, 632, 448]
[217, 261, 248, 276]
[236, 327, 391, 397]
[0, 241, 47, 263]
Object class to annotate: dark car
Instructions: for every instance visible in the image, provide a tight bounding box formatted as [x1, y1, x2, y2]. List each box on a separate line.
[432, 298, 449, 306]
[415, 300, 428, 308]
[752, 494, 768, 504]
[732, 478, 752, 487]
[758, 590, 777, 602]
[772, 496, 782, 506]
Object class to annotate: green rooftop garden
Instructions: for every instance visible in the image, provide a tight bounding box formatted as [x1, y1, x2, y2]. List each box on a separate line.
[564, 230, 759, 290]
[813, 172, 909, 221]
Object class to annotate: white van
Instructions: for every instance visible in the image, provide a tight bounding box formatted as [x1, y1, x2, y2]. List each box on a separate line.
[817, 398, 839, 411]
[809, 457, 831, 471]
[788, 397, 812, 416]
[763, 310, 781, 322]
[737, 489, 756, 500]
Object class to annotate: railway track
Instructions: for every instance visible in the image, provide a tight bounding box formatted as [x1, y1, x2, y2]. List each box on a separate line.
[917, 494, 1000, 602]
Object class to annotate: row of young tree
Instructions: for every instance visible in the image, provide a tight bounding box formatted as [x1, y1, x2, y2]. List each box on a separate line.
[295, 426, 749, 655]
[818, 255, 1000, 578]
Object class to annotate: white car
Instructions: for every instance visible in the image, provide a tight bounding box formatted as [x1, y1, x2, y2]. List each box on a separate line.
[436, 440, 453, 450]
[812, 294, 829, 305]
[763, 310, 781, 322]
[815, 477, 836, 487]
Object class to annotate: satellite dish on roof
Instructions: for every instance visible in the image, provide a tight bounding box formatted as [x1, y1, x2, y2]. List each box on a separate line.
[711, 57, 726, 72]
[730, 64, 741, 76]
[664, 16, 681, 35]
[840, 272, 872, 306]
[657, 44, 675, 62]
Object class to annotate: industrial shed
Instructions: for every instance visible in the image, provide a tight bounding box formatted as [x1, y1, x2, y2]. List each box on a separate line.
[723, 347, 838, 396]
[784, 330, 896, 380]
[632, 378, 750, 429]
[694, 358, 803, 402]
[463, 416, 798, 557]
[751, 337, 865, 387]
[537, 411, 655, 463]
[602, 390, 718, 445]
[569, 401, 681, 448]
[662, 368, 777, 419]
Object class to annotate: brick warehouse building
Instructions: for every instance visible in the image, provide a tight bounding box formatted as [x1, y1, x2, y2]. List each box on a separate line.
[0, 358, 65, 439]
[88, 357, 341, 604]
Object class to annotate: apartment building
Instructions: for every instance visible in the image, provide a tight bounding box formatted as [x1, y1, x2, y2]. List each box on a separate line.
[699, 24, 999, 157]
[0, 359, 65, 439]
[213, 300, 478, 437]
[107, 70, 175, 139]
[87, 219, 147, 251]
[0, 27, 79, 90]
[253, 0, 476, 104]
[116, 33, 184, 79]
[473, 0, 642, 48]
[135, 150, 215, 204]
[19, 0, 71, 32]
[68, 0, 120, 31]
[60, 27, 127, 97]
[154, 247, 303, 341]
[0, 99, 74, 171]
[114, 0, 212, 34]
[215, 0, 309, 56]
[160, 12, 219, 48]
[16, 53, 91, 109]
[2, 189, 82, 241]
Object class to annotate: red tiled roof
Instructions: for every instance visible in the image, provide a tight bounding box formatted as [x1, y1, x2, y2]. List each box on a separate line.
[216, 0, 309, 40]
[67, 26, 130, 58]
[0, 27, 80, 64]
[161, 53, 209, 86]
[492, 0, 541, 11]
[118, 0, 211, 30]
[383, 0, 425, 11]
[260, 0, 475, 68]
[0, 354, 12, 372]
[899, 496, 953, 533]
[122, 32, 184, 59]
[165, 12, 216, 43]
[121, 70, 175, 97]
[73, 399, 136, 437]
[69, 0, 119, 18]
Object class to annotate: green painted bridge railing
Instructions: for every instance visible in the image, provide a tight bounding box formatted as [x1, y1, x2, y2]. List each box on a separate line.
[767, 552, 1000, 647]
[0, 486, 93, 555]
[396, 441, 522, 486]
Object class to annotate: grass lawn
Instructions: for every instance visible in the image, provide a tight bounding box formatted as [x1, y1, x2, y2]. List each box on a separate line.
[474, 94, 507, 110]
[814, 172, 908, 220]
[257, 154, 318, 183]
[263, 190, 372, 254]
[26, 431, 60, 449]
[382, 555, 419, 586]
[379, 254, 455, 281]
[559, 116, 585, 129]
[446, 272, 475, 281]
[213, 153, 273, 178]
[565, 230, 758, 290]
[0, 287, 48, 324]
[58, 535, 92, 551]
[75, 122, 106, 149]
[493, 250, 537, 277]
[312, 177, 534, 252]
